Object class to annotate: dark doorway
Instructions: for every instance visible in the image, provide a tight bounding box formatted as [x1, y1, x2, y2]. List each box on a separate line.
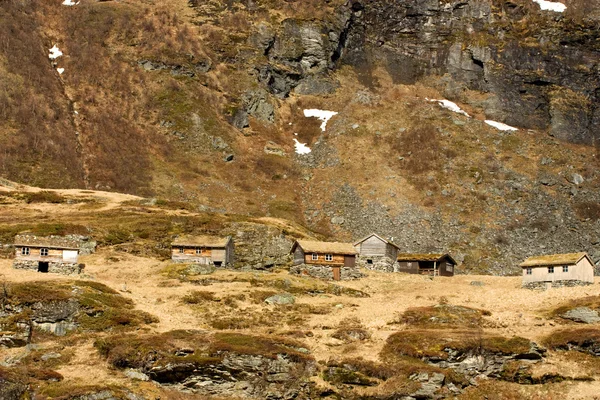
[38, 262, 49, 273]
[213, 261, 222, 267]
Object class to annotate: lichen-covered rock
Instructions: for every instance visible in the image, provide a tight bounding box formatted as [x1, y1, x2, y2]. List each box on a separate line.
[561, 307, 600, 324]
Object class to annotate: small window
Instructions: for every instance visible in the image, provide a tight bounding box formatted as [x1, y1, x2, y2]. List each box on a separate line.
[563, 266, 569, 273]
[325, 254, 333, 262]
[196, 248, 202, 255]
[311, 253, 318, 260]
[407, 262, 412, 267]
[179, 247, 184, 254]
[526, 267, 532, 275]
[21, 247, 30, 256]
[366, 259, 373, 264]
[40, 248, 49, 257]
[548, 266, 554, 274]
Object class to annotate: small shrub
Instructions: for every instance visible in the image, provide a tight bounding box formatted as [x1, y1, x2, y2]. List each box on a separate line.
[22, 191, 66, 204]
[181, 290, 216, 304]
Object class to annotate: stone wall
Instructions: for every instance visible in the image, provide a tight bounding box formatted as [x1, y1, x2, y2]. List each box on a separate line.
[289, 263, 363, 280]
[13, 260, 83, 275]
[522, 280, 593, 290]
[357, 256, 395, 272]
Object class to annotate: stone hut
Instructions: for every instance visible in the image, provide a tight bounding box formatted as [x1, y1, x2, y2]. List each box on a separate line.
[171, 235, 234, 267]
[520, 252, 594, 289]
[353, 233, 401, 272]
[289, 240, 360, 281]
[396, 253, 456, 277]
[13, 235, 84, 274]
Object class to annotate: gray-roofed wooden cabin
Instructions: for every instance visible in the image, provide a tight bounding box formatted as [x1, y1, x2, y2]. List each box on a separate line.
[353, 233, 400, 272]
[396, 253, 456, 277]
[13, 234, 84, 274]
[171, 235, 234, 266]
[290, 240, 360, 281]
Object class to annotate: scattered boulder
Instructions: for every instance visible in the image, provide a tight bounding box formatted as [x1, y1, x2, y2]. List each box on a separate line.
[264, 141, 287, 157]
[561, 307, 600, 324]
[264, 293, 295, 305]
[469, 281, 485, 286]
[125, 369, 150, 381]
[186, 264, 216, 276]
[568, 173, 585, 186]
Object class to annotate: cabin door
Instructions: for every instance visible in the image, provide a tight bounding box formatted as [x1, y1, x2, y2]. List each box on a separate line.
[344, 255, 355, 267]
[332, 266, 341, 281]
[38, 262, 49, 273]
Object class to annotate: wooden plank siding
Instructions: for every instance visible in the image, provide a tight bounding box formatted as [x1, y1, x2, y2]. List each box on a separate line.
[304, 253, 346, 266]
[293, 247, 305, 265]
[15, 246, 67, 263]
[355, 235, 398, 260]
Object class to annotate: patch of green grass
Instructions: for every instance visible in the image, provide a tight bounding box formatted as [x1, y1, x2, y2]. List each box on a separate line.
[4, 281, 158, 334]
[543, 327, 600, 351]
[181, 290, 216, 304]
[381, 330, 532, 361]
[395, 304, 491, 329]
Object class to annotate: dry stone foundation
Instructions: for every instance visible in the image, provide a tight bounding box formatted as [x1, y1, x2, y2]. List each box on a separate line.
[357, 256, 395, 272]
[522, 280, 593, 290]
[13, 260, 83, 275]
[289, 263, 363, 280]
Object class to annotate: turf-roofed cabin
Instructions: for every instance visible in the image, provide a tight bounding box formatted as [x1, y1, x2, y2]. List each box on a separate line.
[13, 234, 83, 274]
[520, 252, 595, 289]
[396, 253, 456, 277]
[290, 240, 361, 280]
[171, 235, 234, 267]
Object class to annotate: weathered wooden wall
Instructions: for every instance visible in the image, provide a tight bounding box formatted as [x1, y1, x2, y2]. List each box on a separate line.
[15, 246, 72, 263]
[522, 258, 594, 284]
[293, 247, 305, 265]
[304, 253, 345, 266]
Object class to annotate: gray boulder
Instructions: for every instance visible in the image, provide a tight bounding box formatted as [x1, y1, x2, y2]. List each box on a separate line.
[562, 307, 600, 324]
[264, 293, 295, 305]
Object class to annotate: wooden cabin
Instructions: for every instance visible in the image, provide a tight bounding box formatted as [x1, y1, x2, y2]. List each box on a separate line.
[353, 233, 401, 271]
[520, 252, 594, 289]
[396, 253, 456, 277]
[290, 240, 359, 281]
[171, 235, 234, 266]
[13, 234, 83, 274]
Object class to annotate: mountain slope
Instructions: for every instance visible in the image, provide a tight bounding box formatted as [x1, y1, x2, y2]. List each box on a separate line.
[0, 0, 599, 273]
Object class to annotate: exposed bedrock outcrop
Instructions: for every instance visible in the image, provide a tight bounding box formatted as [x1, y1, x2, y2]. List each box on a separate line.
[246, 0, 599, 144]
[336, 0, 600, 144]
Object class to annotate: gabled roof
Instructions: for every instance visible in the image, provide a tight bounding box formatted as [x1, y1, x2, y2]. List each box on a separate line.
[519, 252, 591, 268]
[353, 233, 402, 250]
[291, 240, 357, 255]
[172, 235, 232, 248]
[397, 253, 457, 265]
[14, 234, 80, 250]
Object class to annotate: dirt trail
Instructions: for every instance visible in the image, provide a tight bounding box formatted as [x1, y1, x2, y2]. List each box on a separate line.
[0, 178, 142, 212]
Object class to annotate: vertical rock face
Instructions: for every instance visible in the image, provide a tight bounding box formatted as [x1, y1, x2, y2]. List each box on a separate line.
[334, 0, 600, 144]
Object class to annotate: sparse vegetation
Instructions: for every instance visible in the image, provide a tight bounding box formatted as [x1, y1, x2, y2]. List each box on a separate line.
[393, 304, 491, 328]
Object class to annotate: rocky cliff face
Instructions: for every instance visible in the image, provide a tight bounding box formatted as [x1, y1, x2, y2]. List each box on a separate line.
[252, 0, 599, 144]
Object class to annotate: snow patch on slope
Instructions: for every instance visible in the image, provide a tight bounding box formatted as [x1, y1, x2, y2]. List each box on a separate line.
[485, 120, 518, 131]
[427, 99, 470, 117]
[532, 0, 566, 12]
[303, 109, 338, 132]
[293, 138, 311, 155]
[49, 45, 63, 60]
